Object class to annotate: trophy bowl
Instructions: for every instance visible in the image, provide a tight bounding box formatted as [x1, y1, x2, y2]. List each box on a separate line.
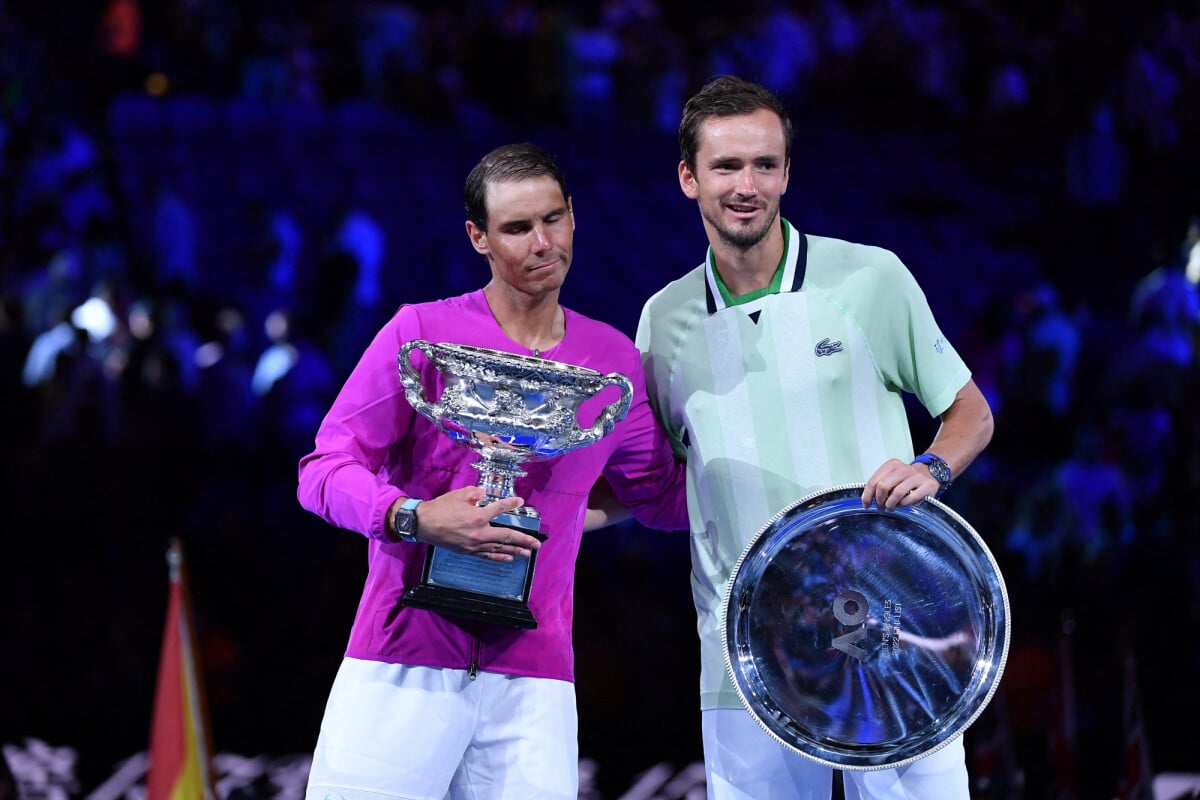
[723, 484, 1010, 770]
[396, 339, 633, 628]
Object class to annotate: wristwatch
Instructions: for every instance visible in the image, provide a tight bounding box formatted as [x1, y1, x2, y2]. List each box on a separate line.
[392, 497, 423, 543]
[911, 453, 953, 498]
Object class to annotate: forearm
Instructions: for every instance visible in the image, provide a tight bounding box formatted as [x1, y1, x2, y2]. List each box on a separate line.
[862, 378, 994, 510]
[923, 378, 994, 476]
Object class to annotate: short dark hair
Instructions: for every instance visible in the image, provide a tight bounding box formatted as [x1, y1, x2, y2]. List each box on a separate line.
[463, 142, 570, 231]
[678, 75, 794, 172]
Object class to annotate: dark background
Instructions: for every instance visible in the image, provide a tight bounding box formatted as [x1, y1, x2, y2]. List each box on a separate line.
[1, 2, 1198, 799]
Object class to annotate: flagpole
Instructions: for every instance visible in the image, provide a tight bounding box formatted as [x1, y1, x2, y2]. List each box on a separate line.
[172, 538, 217, 800]
[148, 538, 218, 800]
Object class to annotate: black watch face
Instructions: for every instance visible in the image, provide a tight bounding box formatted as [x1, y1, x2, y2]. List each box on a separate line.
[396, 510, 416, 535]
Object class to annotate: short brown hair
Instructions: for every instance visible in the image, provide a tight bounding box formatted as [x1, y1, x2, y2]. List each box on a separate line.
[678, 75, 794, 172]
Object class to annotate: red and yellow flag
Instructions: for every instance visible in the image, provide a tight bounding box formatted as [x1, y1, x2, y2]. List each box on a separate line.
[147, 538, 216, 800]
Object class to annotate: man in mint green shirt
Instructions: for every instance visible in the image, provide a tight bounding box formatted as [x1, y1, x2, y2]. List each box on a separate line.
[636, 75, 994, 799]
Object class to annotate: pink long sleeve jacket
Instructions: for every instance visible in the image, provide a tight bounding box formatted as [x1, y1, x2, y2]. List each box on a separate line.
[297, 289, 687, 681]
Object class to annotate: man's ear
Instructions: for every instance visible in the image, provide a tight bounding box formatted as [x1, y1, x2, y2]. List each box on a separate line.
[678, 160, 699, 200]
[466, 220, 488, 255]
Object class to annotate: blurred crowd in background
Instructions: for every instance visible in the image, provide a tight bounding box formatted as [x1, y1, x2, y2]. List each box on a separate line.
[1, 1, 1198, 799]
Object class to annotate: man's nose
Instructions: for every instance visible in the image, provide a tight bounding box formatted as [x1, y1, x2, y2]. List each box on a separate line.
[736, 169, 758, 194]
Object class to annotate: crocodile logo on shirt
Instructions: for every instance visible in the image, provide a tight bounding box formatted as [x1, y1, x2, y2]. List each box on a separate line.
[815, 337, 844, 357]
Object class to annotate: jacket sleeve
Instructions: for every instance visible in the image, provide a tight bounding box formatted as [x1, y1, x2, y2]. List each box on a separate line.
[600, 345, 688, 532]
[296, 308, 413, 541]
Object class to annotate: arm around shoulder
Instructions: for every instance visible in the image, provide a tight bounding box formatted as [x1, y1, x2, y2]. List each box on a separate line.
[583, 477, 632, 532]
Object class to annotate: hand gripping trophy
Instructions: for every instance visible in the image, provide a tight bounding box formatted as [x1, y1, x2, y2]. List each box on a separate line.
[398, 339, 633, 629]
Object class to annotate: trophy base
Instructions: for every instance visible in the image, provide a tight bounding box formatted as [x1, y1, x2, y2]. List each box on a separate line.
[402, 584, 538, 630]
[400, 531, 549, 630]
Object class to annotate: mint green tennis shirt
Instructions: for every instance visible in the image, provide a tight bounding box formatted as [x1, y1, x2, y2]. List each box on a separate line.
[635, 219, 971, 709]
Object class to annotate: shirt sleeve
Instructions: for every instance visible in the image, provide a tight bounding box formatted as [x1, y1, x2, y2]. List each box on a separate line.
[856, 249, 971, 418]
[635, 287, 690, 460]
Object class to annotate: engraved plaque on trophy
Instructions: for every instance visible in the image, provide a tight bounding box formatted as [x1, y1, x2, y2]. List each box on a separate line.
[397, 339, 633, 629]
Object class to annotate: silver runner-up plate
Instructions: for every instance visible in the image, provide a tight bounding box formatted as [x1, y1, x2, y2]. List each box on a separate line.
[722, 484, 1010, 770]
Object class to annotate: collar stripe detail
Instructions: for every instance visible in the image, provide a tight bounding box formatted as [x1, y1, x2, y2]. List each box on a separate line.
[703, 219, 808, 316]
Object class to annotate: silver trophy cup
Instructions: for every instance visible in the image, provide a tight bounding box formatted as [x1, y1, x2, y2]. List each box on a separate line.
[723, 484, 1010, 769]
[397, 339, 633, 629]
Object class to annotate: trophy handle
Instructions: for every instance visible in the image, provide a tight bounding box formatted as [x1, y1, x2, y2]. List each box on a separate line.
[397, 339, 440, 419]
[586, 373, 634, 441]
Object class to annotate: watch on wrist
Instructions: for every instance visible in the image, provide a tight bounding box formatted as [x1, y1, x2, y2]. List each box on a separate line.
[392, 497, 423, 543]
[912, 453, 953, 498]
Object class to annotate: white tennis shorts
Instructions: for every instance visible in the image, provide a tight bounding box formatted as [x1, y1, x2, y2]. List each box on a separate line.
[701, 707, 969, 800]
[305, 657, 579, 800]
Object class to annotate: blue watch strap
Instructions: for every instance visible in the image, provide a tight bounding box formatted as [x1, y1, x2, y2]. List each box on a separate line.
[393, 497, 423, 542]
[911, 453, 952, 497]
